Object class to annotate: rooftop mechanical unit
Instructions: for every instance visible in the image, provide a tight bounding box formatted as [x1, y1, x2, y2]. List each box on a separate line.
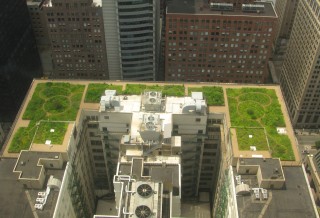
[135, 205, 152, 218]
[143, 91, 162, 112]
[209, 3, 233, 11]
[242, 4, 265, 13]
[137, 184, 153, 198]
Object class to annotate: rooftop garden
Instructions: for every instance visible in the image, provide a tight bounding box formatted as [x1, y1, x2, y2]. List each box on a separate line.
[8, 82, 84, 153]
[33, 122, 69, 145]
[123, 84, 185, 96]
[235, 127, 269, 151]
[85, 83, 123, 103]
[227, 88, 294, 160]
[188, 86, 224, 106]
[85, 83, 185, 103]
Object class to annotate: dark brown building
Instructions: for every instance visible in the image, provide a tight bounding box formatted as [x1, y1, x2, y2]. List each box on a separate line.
[27, 0, 109, 79]
[165, 0, 277, 83]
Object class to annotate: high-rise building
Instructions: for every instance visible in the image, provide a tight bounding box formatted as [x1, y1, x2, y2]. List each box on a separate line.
[27, 0, 109, 79]
[165, 0, 277, 83]
[280, 0, 320, 129]
[101, 0, 160, 81]
[0, 0, 42, 121]
[274, 0, 299, 45]
[2, 80, 318, 218]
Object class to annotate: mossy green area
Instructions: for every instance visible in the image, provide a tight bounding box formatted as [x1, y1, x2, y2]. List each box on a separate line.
[85, 83, 123, 103]
[188, 86, 224, 106]
[236, 127, 269, 151]
[123, 84, 185, 96]
[33, 122, 68, 144]
[227, 88, 294, 160]
[8, 121, 37, 153]
[9, 82, 84, 153]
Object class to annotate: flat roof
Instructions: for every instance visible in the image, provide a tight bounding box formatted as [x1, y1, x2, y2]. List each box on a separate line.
[0, 159, 33, 218]
[14, 150, 61, 179]
[236, 166, 317, 218]
[167, 0, 276, 17]
[239, 158, 284, 180]
[2, 80, 299, 165]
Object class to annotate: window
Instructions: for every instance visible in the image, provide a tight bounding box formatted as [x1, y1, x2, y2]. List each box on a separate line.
[88, 123, 98, 128]
[196, 118, 201, 122]
[91, 140, 102, 146]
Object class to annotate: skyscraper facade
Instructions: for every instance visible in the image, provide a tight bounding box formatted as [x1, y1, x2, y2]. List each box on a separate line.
[165, 0, 277, 83]
[28, 0, 109, 79]
[280, 0, 320, 129]
[101, 0, 160, 80]
[274, 0, 299, 44]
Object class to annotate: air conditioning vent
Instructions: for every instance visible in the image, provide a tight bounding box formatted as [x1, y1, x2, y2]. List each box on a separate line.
[148, 115, 155, 122]
[135, 205, 152, 218]
[149, 97, 156, 104]
[137, 184, 153, 198]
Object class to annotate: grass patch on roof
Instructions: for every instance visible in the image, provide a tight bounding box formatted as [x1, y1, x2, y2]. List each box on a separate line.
[236, 127, 269, 151]
[227, 88, 294, 161]
[33, 122, 68, 145]
[148, 85, 185, 96]
[85, 83, 123, 103]
[8, 121, 37, 153]
[123, 84, 147, 95]
[23, 82, 84, 121]
[9, 82, 84, 153]
[188, 86, 224, 106]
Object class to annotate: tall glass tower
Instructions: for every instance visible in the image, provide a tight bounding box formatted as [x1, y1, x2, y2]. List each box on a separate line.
[102, 0, 160, 81]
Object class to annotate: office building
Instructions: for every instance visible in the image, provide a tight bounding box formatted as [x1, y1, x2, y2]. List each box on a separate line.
[101, 0, 160, 80]
[280, 0, 320, 129]
[27, 0, 109, 79]
[274, 0, 299, 45]
[2, 80, 317, 218]
[305, 151, 320, 207]
[165, 0, 277, 83]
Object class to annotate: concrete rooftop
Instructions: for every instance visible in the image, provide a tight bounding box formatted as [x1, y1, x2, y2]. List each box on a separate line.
[236, 166, 317, 218]
[167, 0, 277, 17]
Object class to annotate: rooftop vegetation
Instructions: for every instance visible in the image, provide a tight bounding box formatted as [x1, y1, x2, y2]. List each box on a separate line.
[235, 127, 269, 151]
[188, 86, 224, 106]
[33, 122, 68, 145]
[85, 83, 123, 103]
[227, 88, 294, 160]
[123, 84, 185, 96]
[9, 82, 84, 153]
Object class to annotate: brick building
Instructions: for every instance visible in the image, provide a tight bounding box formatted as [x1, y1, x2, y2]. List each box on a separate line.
[165, 0, 277, 83]
[27, 0, 109, 79]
